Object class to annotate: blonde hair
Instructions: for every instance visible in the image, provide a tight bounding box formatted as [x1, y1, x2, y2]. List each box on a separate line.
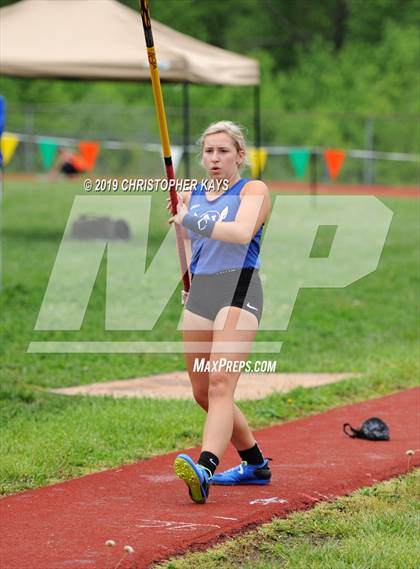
[198, 120, 250, 169]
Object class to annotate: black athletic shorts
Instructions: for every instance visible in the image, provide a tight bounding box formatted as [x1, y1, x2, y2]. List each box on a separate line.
[60, 161, 82, 176]
[185, 268, 263, 323]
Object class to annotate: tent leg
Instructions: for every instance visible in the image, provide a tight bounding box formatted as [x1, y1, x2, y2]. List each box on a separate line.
[183, 81, 190, 178]
[310, 150, 318, 206]
[253, 84, 261, 179]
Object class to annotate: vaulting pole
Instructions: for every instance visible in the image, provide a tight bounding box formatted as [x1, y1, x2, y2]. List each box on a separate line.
[139, 0, 190, 292]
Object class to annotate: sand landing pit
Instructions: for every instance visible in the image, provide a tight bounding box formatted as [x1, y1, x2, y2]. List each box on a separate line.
[51, 372, 358, 400]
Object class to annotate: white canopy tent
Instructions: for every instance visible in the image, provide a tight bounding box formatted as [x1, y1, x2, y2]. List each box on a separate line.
[0, 0, 262, 174]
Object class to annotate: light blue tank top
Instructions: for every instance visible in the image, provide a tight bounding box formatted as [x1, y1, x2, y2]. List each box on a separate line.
[188, 178, 263, 275]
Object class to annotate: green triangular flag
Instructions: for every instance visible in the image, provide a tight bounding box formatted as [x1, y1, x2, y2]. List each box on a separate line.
[289, 148, 310, 179]
[39, 139, 58, 170]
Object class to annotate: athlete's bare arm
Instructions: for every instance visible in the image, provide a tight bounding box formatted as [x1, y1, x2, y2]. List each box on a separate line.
[210, 181, 270, 244]
[169, 181, 270, 245]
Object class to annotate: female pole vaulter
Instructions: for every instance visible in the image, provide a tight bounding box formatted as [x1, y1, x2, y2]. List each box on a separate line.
[169, 121, 272, 504]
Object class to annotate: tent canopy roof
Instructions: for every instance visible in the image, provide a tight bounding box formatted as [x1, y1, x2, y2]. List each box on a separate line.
[0, 0, 260, 85]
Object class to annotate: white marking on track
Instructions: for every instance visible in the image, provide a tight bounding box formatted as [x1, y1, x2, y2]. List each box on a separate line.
[214, 516, 238, 520]
[313, 491, 334, 500]
[300, 493, 320, 502]
[136, 519, 221, 531]
[141, 474, 176, 483]
[249, 497, 288, 506]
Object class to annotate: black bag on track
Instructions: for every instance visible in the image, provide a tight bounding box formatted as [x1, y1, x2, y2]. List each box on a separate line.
[343, 417, 390, 441]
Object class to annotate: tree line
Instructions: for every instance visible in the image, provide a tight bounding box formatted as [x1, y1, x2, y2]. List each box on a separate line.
[1, 0, 418, 157]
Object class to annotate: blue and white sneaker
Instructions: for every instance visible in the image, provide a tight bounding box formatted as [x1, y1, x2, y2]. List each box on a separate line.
[211, 459, 271, 485]
[173, 453, 211, 504]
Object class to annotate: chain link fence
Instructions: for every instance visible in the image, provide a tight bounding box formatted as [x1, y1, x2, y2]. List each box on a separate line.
[6, 103, 419, 185]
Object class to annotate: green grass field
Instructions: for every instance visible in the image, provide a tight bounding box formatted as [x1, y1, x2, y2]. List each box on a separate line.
[157, 471, 420, 569]
[1, 179, 419, 497]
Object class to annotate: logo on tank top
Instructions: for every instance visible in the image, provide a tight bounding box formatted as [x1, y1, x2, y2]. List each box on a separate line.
[194, 206, 229, 231]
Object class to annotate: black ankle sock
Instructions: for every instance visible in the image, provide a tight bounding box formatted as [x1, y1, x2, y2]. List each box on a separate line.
[198, 451, 219, 477]
[238, 443, 265, 465]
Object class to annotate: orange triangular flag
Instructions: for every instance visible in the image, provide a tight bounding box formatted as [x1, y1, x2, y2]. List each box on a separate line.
[78, 141, 100, 171]
[324, 148, 346, 180]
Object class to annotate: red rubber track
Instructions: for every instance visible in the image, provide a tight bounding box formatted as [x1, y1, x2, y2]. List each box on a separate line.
[1, 388, 419, 569]
[268, 181, 419, 198]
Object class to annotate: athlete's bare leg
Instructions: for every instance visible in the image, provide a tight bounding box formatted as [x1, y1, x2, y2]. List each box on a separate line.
[183, 308, 257, 454]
